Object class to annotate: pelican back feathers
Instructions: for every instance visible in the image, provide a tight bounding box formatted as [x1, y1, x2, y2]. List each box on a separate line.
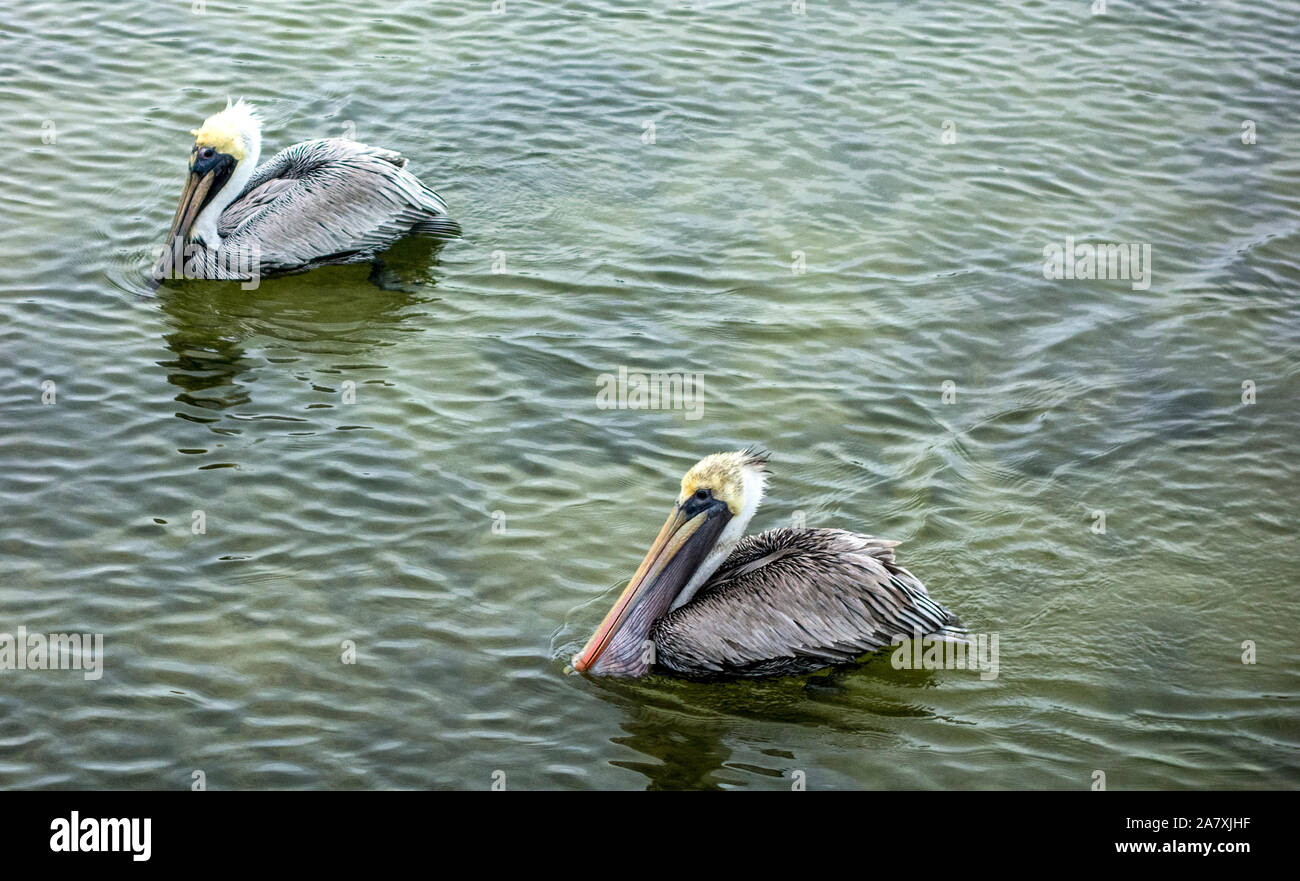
[191, 137, 458, 278]
[650, 527, 965, 678]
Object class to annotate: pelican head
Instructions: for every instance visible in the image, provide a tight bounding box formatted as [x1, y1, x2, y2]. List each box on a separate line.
[573, 449, 769, 676]
[163, 98, 262, 249]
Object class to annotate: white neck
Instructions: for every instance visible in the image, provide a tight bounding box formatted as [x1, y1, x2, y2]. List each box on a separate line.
[192, 130, 260, 248]
[669, 465, 766, 611]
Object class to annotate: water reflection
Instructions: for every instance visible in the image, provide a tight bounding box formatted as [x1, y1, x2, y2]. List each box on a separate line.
[159, 323, 256, 420]
[581, 656, 941, 789]
[154, 239, 448, 428]
[612, 710, 735, 790]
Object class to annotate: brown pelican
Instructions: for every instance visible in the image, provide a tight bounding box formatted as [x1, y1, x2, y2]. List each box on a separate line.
[154, 99, 459, 282]
[572, 450, 965, 678]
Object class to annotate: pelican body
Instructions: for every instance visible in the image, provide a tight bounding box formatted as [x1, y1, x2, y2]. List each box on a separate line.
[154, 100, 459, 282]
[573, 451, 965, 678]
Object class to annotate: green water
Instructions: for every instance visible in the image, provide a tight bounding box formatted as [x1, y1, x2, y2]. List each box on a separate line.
[0, 0, 1296, 789]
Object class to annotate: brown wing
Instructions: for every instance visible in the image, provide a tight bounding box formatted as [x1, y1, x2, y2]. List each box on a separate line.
[218, 138, 459, 272]
[650, 528, 963, 677]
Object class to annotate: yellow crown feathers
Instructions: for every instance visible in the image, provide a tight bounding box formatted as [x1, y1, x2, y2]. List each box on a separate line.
[679, 449, 768, 515]
[189, 98, 260, 161]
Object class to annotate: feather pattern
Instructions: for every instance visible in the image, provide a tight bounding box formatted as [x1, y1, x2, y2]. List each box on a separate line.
[192, 138, 458, 278]
[650, 527, 965, 677]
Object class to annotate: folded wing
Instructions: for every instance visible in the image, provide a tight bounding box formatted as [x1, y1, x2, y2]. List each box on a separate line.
[219, 138, 459, 272]
[651, 527, 964, 677]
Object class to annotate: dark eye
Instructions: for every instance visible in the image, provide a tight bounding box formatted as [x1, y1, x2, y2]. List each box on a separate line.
[694, 488, 710, 502]
[200, 147, 214, 160]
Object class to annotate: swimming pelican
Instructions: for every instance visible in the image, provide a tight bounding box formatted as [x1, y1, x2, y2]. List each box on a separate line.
[572, 450, 965, 678]
[154, 99, 459, 282]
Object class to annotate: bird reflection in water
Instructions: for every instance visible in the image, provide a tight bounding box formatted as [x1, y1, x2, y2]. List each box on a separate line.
[155, 235, 448, 429]
[582, 659, 941, 790]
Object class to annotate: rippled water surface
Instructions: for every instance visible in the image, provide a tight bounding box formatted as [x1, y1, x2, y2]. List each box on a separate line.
[1, 0, 1297, 789]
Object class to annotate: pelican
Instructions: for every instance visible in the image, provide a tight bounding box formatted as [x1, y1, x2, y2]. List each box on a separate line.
[572, 450, 966, 678]
[154, 99, 459, 282]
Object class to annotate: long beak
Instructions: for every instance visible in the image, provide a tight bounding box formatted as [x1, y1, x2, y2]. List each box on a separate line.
[163, 168, 216, 247]
[573, 500, 730, 675]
